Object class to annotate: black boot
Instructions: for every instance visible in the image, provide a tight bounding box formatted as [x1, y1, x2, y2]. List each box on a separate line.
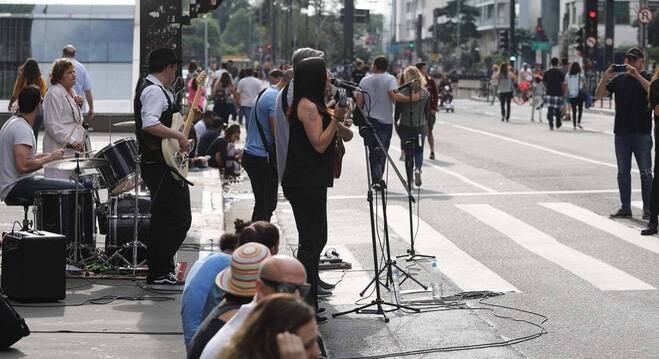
[641, 216, 658, 236]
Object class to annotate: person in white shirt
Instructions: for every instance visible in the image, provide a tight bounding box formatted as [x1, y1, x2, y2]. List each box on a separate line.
[566, 62, 586, 129]
[235, 69, 265, 127]
[0, 86, 70, 203]
[200, 255, 308, 359]
[62, 45, 94, 120]
[42, 58, 87, 179]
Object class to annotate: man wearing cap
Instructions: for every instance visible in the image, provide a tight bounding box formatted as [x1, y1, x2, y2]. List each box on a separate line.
[134, 48, 192, 286]
[595, 47, 653, 219]
[187, 242, 271, 359]
[200, 253, 308, 359]
[62, 45, 94, 120]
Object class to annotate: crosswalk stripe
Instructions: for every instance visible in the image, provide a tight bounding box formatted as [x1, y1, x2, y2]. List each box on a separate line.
[458, 204, 654, 291]
[540, 202, 659, 255]
[321, 245, 373, 306]
[382, 205, 519, 293]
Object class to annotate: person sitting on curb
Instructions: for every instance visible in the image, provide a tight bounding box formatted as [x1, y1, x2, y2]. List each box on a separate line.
[200, 255, 309, 359]
[187, 242, 272, 359]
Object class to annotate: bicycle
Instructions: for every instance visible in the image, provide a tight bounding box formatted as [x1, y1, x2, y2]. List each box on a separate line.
[513, 81, 532, 105]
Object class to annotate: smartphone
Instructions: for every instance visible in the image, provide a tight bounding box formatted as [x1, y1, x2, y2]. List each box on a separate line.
[613, 64, 627, 73]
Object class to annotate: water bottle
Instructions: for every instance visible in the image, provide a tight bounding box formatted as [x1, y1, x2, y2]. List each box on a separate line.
[430, 259, 443, 300]
[390, 267, 401, 304]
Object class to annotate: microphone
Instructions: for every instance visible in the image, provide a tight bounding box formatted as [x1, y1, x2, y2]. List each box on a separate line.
[396, 78, 418, 92]
[331, 78, 364, 93]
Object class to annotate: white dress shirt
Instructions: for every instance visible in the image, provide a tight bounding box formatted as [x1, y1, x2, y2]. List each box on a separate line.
[42, 83, 85, 179]
[140, 74, 175, 130]
[199, 301, 256, 359]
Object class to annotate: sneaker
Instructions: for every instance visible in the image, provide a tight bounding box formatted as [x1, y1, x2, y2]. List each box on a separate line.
[316, 314, 329, 324]
[609, 208, 632, 218]
[414, 169, 422, 187]
[317, 286, 333, 298]
[429, 152, 435, 160]
[147, 273, 180, 286]
[318, 278, 336, 290]
[577, 124, 583, 129]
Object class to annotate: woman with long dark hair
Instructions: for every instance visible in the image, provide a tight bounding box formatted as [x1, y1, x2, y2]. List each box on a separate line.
[212, 72, 237, 123]
[566, 62, 585, 129]
[281, 57, 346, 318]
[8, 59, 47, 141]
[641, 67, 659, 235]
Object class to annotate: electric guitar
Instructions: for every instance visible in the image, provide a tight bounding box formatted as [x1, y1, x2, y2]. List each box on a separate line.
[162, 71, 207, 179]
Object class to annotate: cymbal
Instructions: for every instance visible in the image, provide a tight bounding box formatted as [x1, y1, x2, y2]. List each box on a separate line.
[113, 121, 135, 128]
[44, 158, 109, 171]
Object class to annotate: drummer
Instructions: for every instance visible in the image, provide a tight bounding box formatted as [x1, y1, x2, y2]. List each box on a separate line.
[0, 86, 74, 204]
[42, 58, 87, 179]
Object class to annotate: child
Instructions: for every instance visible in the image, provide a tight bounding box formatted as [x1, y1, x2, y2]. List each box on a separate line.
[531, 76, 545, 122]
[208, 124, 242, 178]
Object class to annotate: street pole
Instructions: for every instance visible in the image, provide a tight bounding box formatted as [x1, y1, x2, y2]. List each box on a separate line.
[510, 0, 515, 65]
[204, 15, 208, 69]
[344, 0, 354, 77]
[640, 0, 648, 64]
[271, 0, 277, 62]
[604, 0, 614, 68]
[456, 0, 461, 56]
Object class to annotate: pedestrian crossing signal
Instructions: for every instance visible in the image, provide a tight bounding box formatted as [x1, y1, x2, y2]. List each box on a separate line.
[408, 41, 415, 49]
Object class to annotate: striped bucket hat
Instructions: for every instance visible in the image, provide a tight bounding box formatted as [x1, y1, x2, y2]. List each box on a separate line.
[215, 242, 271, 297]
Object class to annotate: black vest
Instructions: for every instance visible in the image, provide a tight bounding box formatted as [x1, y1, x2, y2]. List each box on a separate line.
[134, 78, 175, 163]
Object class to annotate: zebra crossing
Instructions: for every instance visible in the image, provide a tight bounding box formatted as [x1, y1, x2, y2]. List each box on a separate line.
[329, 200, 659, 301]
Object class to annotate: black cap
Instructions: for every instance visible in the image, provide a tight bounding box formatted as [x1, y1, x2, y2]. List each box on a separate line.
[148, 48, 180, 71]
[625, 47, 644, 59]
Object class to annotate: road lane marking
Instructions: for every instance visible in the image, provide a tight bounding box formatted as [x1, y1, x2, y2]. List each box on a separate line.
[389, 145, 498, 193]
[321, 244, 374, 306]
[382, 205, 519, 293]
[457, 204, 654, 291]
[540, 202, 659, 255]
[446, 123, 638, 173]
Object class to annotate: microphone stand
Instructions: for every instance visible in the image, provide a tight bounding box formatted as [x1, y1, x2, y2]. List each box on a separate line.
[397, 85, 435, 262]
[332, 96, 423, 323]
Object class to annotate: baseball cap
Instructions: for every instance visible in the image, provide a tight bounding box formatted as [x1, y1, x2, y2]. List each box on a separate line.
[625, 47, 644, 59]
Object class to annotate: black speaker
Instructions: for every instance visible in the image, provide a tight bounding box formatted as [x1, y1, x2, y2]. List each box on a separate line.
[0, 294, 30, 349]
[1, 230, 66, 302]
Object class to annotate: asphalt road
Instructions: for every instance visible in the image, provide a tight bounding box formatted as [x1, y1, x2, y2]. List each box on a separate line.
[248, 99, 658, 358]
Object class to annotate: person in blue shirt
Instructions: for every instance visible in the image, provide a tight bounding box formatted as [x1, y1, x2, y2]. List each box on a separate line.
[180, 232, 237, 347]
[242, 69, 284, 222]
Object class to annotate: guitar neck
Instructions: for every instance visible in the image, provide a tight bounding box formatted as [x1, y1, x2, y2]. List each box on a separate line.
[182, 71, 207, 137]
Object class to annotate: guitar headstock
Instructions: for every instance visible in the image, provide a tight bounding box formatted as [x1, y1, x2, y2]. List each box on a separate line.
[195, 71, 207, 86]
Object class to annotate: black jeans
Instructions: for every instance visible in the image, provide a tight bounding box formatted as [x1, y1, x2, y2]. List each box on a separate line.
[568, 97, 583, 126]
[649, 129, 659, 218]
[499, 92, 512, 120]
[141, 164, 191, 278]
[547, 107, 563, 128]
[284, 186, 328, 309]
[5, 176, 75, 202]
[242, 152, 278, 222]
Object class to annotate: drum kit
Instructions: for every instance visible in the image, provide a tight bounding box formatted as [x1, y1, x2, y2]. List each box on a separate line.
[39, 121, 149, 275]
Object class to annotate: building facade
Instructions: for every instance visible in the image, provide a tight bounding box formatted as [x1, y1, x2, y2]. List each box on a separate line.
[0, 0, 138, 113]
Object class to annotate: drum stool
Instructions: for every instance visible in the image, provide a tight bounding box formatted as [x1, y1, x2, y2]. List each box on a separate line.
[3, 196, 32, 231]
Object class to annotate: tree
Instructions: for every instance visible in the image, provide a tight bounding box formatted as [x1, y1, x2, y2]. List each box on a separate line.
[181, 16, 223, 64]
[212, 0, 250, 33]
[430, 0, 481, 49]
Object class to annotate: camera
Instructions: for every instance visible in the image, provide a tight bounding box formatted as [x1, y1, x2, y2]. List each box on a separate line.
[613, 64, 627, 73]
[334, 88, 348, 108]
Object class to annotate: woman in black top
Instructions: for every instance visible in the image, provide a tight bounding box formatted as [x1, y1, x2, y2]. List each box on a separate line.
[641, 69, 659, 235]
[281, 57, 346, 316]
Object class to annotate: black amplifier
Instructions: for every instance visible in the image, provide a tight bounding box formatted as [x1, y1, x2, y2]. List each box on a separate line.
[1, 230, 66, 302]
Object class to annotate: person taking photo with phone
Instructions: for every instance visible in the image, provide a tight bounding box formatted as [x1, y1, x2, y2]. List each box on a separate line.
[595, 47, 653, 220]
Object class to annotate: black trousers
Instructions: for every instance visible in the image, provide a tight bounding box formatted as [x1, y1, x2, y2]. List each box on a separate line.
[547, 107, 563, 128]
[242, 152, 278, 222]
[284, 186, 328, 309]
[650, 129, 659, 218]
[141, 164, 191, 278]
[569, 97, 583, 126]
[499, 92, 512, 119]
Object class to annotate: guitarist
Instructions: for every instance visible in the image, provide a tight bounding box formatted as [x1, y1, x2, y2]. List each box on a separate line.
[134, 48, 192, 286]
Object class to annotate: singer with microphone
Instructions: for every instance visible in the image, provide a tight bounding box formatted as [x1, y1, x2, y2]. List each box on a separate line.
[355, 56, 421, 184]
[393, 67, 429, 187]
[42, 58, 87, 179]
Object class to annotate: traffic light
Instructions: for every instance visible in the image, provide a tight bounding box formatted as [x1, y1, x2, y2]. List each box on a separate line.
[535, 19, 547, 41]
[498, 30, 509, 52]
[408, 41, 415, 49]
[197, 0, 222, 14]
[584, 0, 598, 46]
[575, 27, 585, 54]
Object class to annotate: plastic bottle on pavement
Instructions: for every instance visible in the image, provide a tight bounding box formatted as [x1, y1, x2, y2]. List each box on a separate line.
[390, 267, 401, 304]
[430, 259, 443, 300]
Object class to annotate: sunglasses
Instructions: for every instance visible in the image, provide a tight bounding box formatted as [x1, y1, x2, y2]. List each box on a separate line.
[260, 278, 311, 297]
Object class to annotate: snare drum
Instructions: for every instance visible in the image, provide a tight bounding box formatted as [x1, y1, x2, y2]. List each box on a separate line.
[34, 189, 95, 247]
[94, 138, 139, 195]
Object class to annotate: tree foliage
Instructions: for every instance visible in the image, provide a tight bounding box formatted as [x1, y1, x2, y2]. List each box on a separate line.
[431, 0, 481, 49]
